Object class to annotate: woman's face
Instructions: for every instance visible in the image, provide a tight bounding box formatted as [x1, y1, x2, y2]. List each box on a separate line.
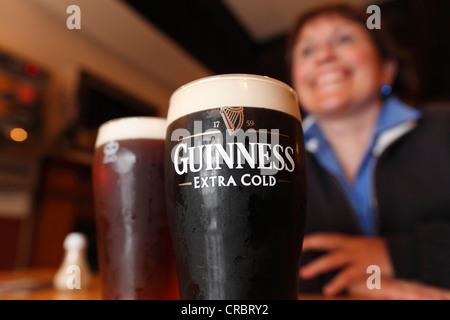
[291, 14, 394, 118]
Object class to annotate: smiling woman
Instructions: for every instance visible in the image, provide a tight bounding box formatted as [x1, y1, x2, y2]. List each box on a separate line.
[287, 3, 450, 298]
[288, 5, 402, 120]
[291, 15, 394, 121]
[290, 8, 399, 184]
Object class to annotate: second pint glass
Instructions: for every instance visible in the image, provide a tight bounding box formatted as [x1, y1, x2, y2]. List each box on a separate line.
[165, 74, 307, 299]
[92, 117, 179, 300]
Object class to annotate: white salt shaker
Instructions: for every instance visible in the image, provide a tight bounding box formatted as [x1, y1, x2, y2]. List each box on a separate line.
[53, 232, 92, 290]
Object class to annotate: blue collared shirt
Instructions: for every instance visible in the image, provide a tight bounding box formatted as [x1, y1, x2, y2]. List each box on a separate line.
[303, 98, 422, 236]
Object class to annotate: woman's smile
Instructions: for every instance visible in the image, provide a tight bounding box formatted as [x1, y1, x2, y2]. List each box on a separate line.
[311, 67, 352, 91]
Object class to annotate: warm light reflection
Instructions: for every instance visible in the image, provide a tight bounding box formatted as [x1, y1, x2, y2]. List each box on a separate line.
[9, 127, 28, 142]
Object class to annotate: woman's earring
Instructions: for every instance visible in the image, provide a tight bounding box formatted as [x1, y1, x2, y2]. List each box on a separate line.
[381, 84, 392, 97]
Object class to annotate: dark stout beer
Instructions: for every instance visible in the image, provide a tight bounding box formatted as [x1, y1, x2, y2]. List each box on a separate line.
[92, 117, 179, 300]
[165, 74, 307, 299]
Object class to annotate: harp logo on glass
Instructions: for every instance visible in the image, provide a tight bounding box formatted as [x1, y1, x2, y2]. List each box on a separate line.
[220, 107, 244, 135]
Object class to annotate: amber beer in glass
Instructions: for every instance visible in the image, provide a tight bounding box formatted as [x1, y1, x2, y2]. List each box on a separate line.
[92, 117, 179, 300]
[165, 74, 307, 299]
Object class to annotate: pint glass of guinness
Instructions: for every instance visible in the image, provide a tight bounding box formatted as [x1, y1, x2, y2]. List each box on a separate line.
[165, 74, 306, 299]
[92, 117, 179, 300]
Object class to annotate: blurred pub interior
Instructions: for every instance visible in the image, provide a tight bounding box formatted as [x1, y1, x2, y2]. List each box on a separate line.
[0, 0, 448, 271]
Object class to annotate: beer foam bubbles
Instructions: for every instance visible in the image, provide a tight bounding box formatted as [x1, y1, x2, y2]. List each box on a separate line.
[95, 117, 167, 148]
[168, 74, 301, 125]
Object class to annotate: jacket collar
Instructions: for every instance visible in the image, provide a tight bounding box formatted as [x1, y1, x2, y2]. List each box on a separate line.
[303, 98, 422, 155]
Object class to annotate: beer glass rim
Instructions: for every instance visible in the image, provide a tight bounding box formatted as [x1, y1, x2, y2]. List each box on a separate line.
[168, 74, 300, 124]
[95, 116, 166, 148]
[172, 74, 296, 96]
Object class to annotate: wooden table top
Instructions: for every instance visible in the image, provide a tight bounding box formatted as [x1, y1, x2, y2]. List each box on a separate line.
[0, 268, 357, 300]
[0, 268, 101, 300]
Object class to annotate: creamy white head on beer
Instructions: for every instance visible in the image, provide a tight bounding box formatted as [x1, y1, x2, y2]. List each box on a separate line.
[168, 74, 301, 124]
[95, 116, 167, 148]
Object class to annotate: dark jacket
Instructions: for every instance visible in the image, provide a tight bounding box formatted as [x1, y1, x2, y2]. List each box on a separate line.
[300, 105, 450, 293]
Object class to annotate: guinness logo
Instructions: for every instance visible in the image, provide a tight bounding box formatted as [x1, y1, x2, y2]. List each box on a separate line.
[220, 107, 244, 135]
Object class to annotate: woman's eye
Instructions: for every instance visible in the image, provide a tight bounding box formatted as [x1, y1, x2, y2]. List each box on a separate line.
[337, 35, 353, 44]
[300, 46, 315, 57]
